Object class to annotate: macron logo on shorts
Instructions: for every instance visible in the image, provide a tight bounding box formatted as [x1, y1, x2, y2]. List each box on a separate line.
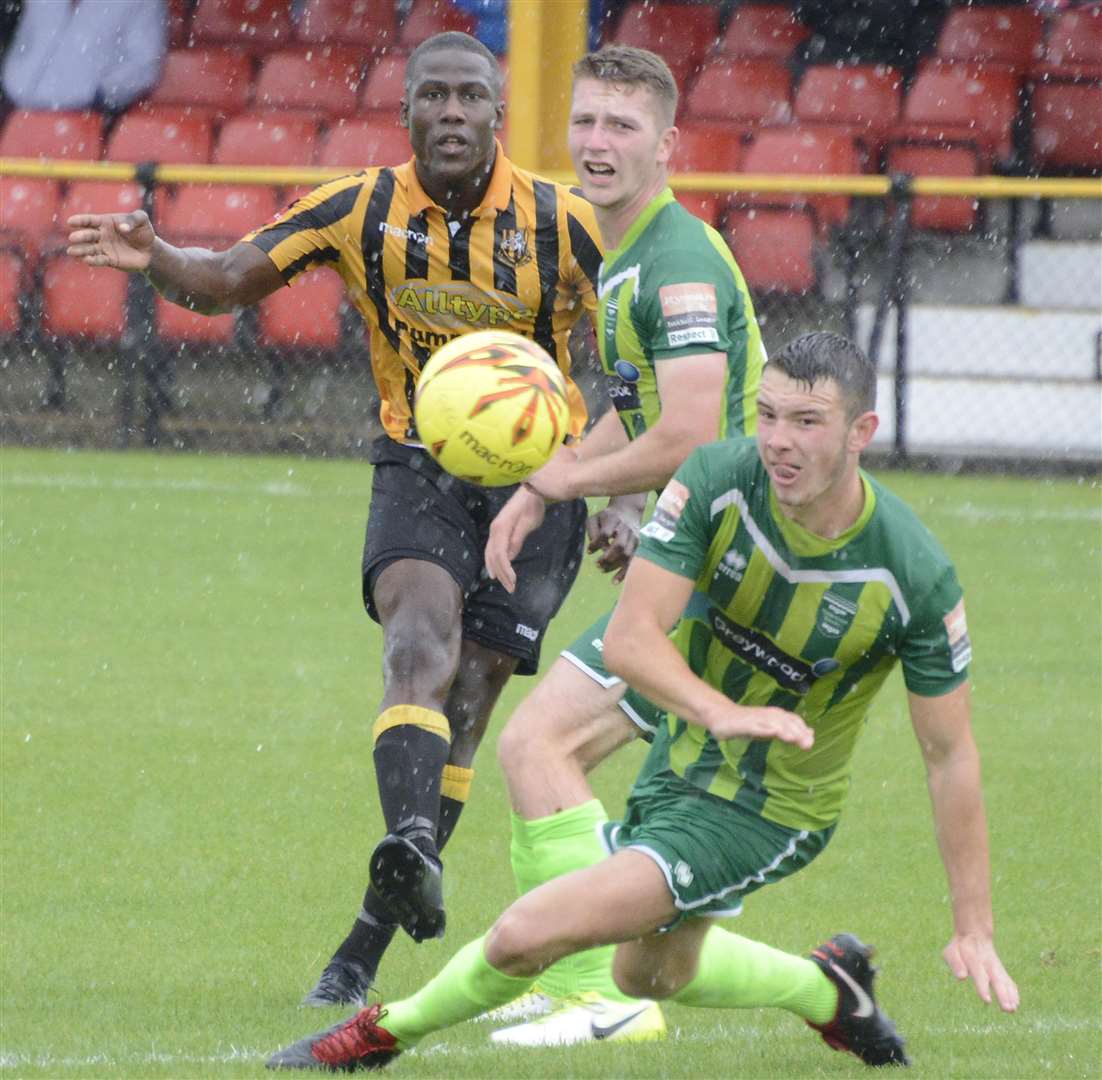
[515, 623, 538, 641]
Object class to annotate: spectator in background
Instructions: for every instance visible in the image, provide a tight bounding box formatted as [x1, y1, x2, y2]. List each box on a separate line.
[1, 0, 166, 113]
[0, 2, 22, 63]
[792, 0, 949, 81]
[453, 0, 507, 55]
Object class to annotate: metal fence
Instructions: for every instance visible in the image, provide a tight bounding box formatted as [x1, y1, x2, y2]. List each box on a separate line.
[2, 161, 1099, 467]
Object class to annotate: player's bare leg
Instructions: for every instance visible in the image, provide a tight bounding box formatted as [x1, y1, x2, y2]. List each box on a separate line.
[497, 657, 637, 818]
[305, 564, 515, 1006]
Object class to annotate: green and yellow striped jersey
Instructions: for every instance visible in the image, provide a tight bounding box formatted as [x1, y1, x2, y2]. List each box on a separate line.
[596, 188, 764, 442]
[637, 438, 972, 831]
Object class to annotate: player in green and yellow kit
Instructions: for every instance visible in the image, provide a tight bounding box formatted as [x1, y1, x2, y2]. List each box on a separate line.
[478, 44, 764, 1044]
[267, 331, 1018, 1074]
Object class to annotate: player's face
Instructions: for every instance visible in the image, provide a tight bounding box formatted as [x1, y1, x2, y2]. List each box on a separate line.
[568, 77, 675, 216]
[402, 48, 504, 184]
[756, 367, 875, 528]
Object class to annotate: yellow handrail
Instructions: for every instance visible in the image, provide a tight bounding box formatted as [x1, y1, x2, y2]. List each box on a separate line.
[2, 156, 1100, 198]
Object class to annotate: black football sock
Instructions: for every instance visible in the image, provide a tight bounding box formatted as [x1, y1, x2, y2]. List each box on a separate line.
[371, 705, 451, 848]
[436, 764, 474, 849]
[332, 886, 399, 977]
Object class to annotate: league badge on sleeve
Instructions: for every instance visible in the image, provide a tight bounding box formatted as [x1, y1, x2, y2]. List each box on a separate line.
[642, 479, 690, 543]
[944, 599, 972, 673]
[659, 282, 719, 348]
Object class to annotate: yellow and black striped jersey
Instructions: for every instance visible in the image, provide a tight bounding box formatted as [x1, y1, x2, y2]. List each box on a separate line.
[242, 142, 602, 443]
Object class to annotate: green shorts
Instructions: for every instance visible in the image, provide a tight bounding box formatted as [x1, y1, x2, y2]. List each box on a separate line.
[561, 610, 666, 741]
[601, 764, 834, 925]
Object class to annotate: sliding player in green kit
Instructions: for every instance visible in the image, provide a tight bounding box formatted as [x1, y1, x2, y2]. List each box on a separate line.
[266, 332, 1019, 1072]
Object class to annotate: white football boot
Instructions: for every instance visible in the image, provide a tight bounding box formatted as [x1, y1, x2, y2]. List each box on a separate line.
[472, 990, 556, 1024]
[490, 992, 666, 1047]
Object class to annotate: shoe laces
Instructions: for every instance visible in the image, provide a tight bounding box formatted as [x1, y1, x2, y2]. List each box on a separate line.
[313, 1004, 395, 1066]
[546, 992, 620, 1017]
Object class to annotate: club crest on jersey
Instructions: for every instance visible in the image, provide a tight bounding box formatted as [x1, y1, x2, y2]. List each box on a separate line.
[497, 228, 532, 267]
[817, 591, 859, 639]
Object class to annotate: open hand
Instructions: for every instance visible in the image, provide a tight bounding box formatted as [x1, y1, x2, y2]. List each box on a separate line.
[943, 933, 1020, 1012]
[705, 704, 814, 749]
[67, 210, 156, 271]
[485, 486, 547, 594]
[586, 494, 645, 582]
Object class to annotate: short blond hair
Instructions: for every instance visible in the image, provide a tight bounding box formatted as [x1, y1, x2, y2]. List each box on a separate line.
[572, 45, 678, 127]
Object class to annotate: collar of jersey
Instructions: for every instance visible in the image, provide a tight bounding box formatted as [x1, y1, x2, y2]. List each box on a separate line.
[768, 472, 877, 557]
[398, 139, 513, 217]
[602, 187, 676, 266]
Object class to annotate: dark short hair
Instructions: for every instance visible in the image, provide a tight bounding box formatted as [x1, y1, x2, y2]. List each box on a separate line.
[768, 332, 877, 419]
[572, 44, 678, 126]
[405, 32, 503, 100]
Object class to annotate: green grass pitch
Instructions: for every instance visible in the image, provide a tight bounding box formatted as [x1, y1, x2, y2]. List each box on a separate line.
[2, 446, 1099, 1079]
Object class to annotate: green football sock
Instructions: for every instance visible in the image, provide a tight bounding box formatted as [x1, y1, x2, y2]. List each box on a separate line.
[509, 800, 632, 1002]
[382, 936, 533, 1047]
[673, 926, 838, 1024]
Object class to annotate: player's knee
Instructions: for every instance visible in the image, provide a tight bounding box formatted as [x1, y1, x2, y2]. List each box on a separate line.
[382, 618, 459, 695]
[496, 705, 543, 776]
[484, 908, 546, 978]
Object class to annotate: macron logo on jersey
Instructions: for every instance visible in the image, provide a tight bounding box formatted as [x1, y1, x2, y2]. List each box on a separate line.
[379, 221, 432, 246]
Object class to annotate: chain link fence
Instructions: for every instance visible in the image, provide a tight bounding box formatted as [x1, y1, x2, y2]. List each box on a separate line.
[2, 170, 1099, 467]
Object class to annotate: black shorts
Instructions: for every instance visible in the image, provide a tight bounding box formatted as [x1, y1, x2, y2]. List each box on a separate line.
[362, 435, 587, 676]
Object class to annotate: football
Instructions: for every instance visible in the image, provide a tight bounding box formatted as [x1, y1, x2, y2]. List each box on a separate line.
[414, 329, 571, 486]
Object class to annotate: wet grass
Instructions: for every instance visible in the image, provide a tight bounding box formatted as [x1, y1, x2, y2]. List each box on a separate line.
[2, 447, 1100, 1078]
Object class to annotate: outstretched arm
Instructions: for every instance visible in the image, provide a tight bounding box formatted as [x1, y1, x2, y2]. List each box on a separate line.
[524, 353, 727, 501]
[68, 210, 283, 314]
[604, 557, 813, 748]
[909, 683, 1019, 1012]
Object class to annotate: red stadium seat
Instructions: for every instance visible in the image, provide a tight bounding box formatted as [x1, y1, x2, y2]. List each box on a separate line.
[190, 0, 296, 51]
[793, 65, 903, 155]
[320, 118, 411, 168]
[611, 1, 722, 89]
[148, 48, 254, 118]
[41, 257, 128, 341]
[1033, 5, 1102, 82]
[1031, 82, 1102, 172]
[741, 128, 860, 229]
[0, 251, 24, 335]
[671, 121, 745, 225]
[359, 51, 409, 114]
[683, 59, 791, 129]
[155, 294, 235, 343]
[890, 64, 1022, 165]
[59, 181, 146, 226]
[105, 110, 214, 165]
[0, 177, 61, 260]
[160, 185, 279, 244]
[258, 268, 345, 349]
[253, 47, 365, 119]
[0, 110, 103, 159]
[716, 4, 809, 61]
[298, 0, 400, 50]
[724, 208, 817, 295]
[885, 143, 979, 232]
[935, 5, 1044, 73]
[214, 113, 320, 167]
[399, 0, 477, 50]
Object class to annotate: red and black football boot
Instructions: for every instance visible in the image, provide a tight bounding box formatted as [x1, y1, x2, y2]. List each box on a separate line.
[808, 933, 911, 1067]
[266, 1003, 401, 1072]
